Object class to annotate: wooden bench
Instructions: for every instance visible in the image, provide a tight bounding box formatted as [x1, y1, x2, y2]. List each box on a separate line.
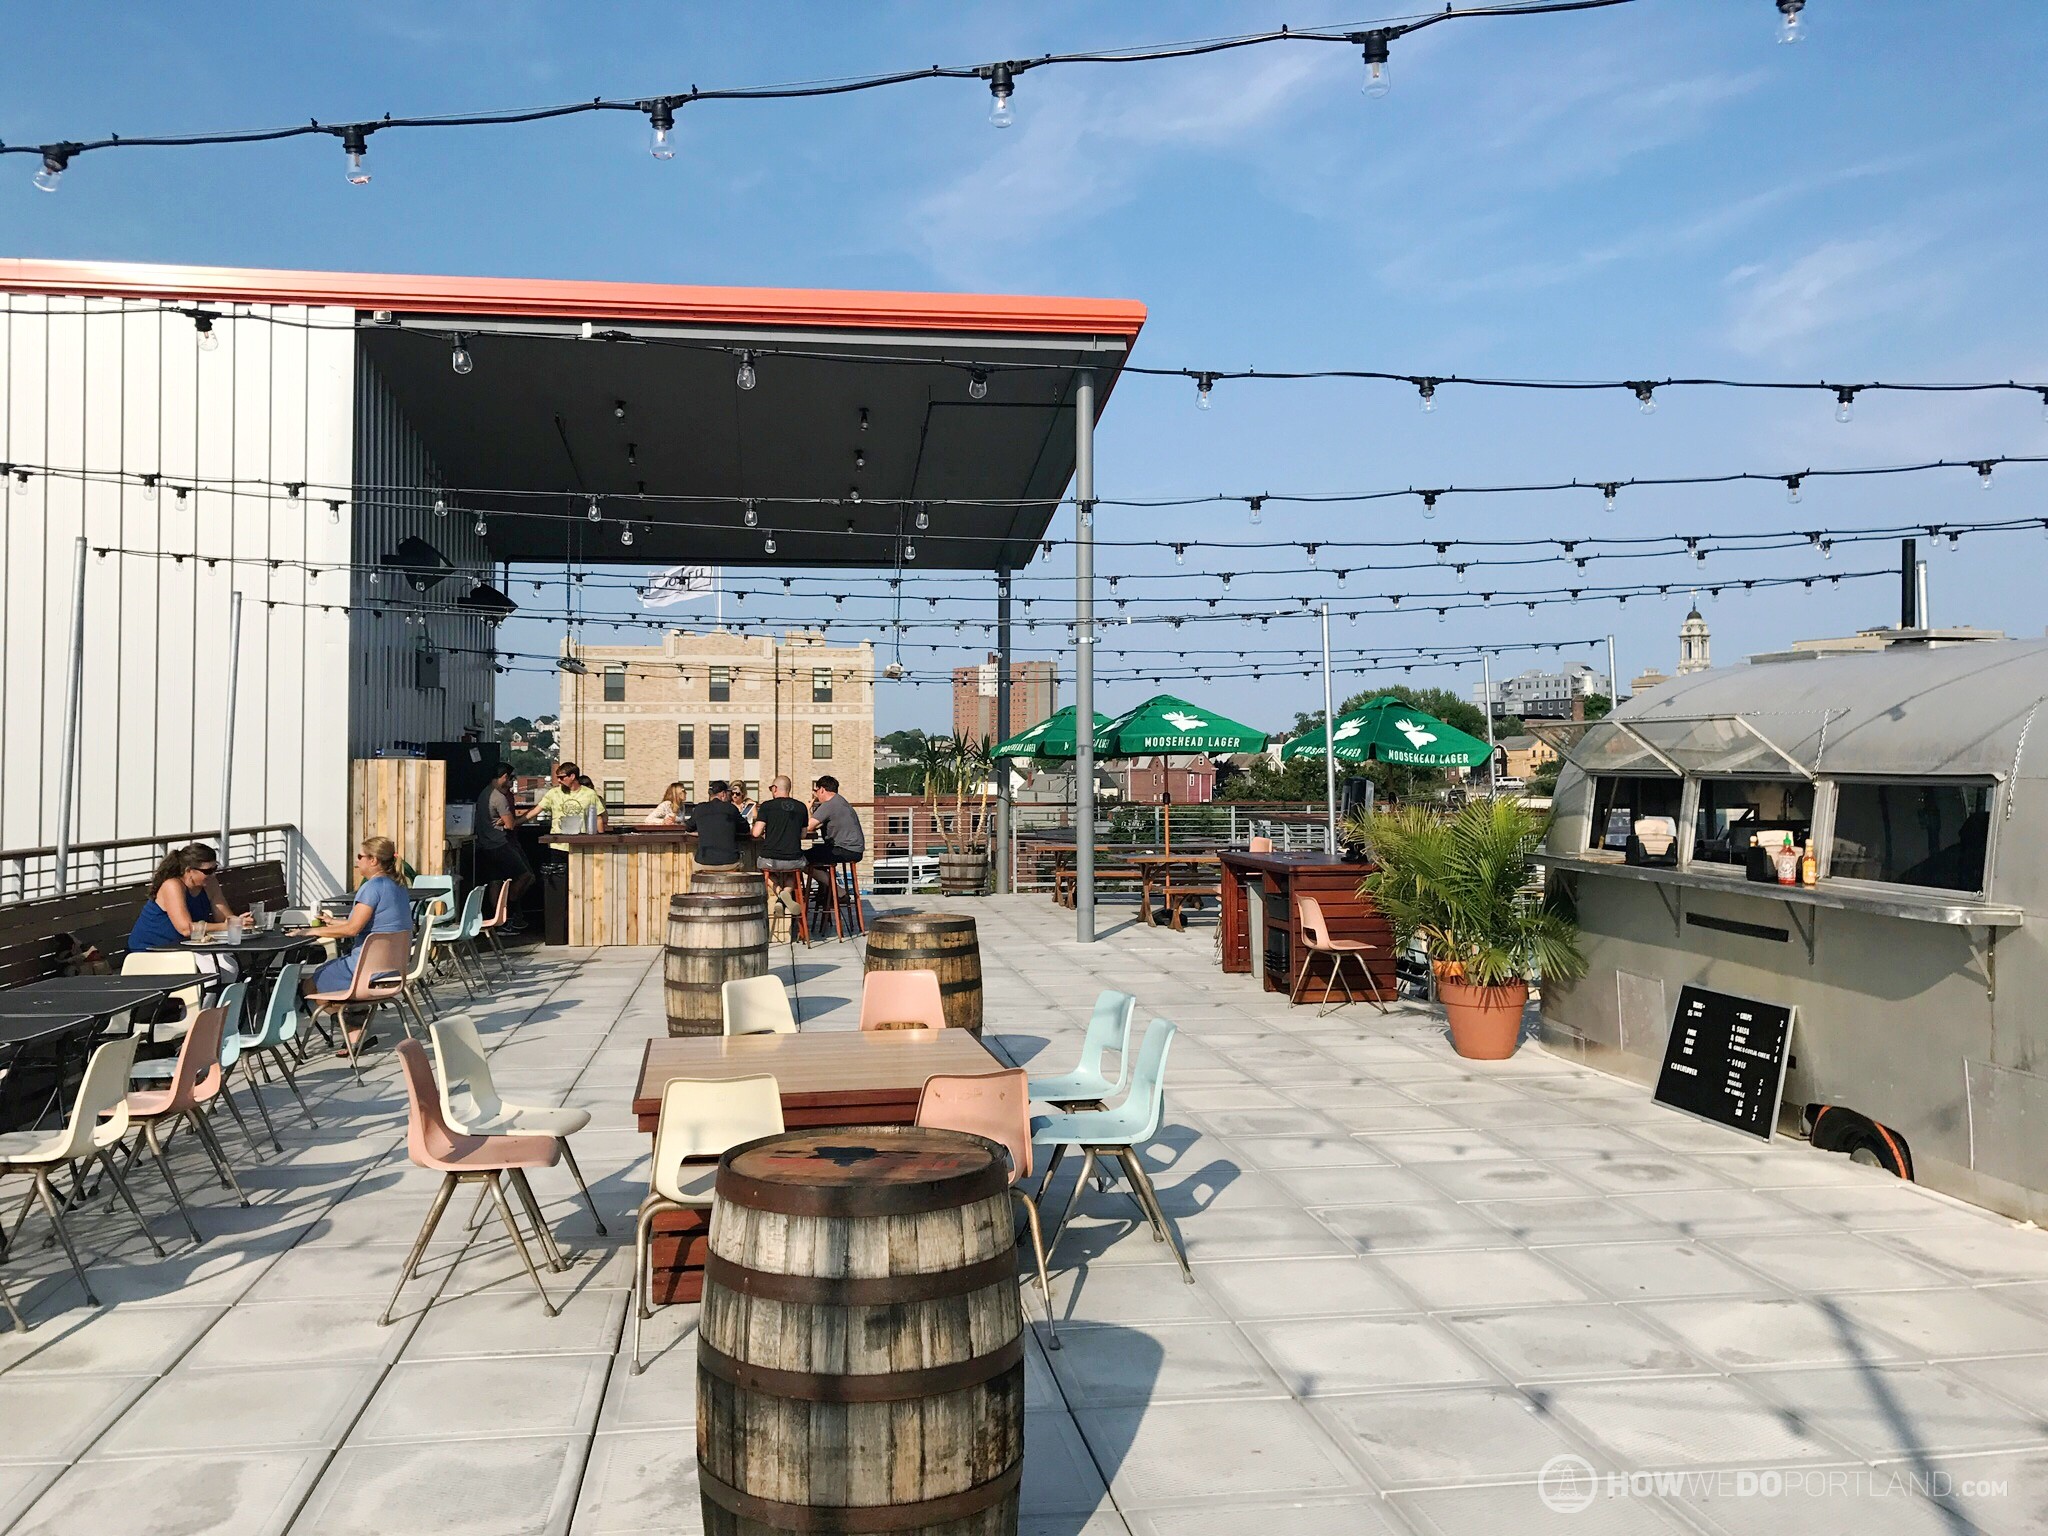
[1161, 871, 1222, 931]
[1054, 866, 1146, 909]
[0, 859, 292, 989]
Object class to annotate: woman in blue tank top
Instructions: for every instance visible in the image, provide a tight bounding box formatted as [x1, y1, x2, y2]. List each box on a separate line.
[303, 837, 415, 1054]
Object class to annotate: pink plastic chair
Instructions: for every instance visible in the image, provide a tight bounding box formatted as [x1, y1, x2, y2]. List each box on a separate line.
[1293, 896, 1388, 1015]
[121, 1005, 243, 1243]
[1248, 836, 1275, 853]
[382, 1039, 565, 1324]
[916, 1068, 1057, 1347]
[307, 929, 413, 1078]
[858, 969, 948, 1031]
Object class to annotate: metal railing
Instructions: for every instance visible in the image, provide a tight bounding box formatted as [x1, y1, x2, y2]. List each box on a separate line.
[1006, 802, 1331, 893]
[0, 824, 300, 905]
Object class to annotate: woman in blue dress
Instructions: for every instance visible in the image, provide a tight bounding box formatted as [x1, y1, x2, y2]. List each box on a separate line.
[302, 837, 414, 1052]
[130, 846, 245, 951]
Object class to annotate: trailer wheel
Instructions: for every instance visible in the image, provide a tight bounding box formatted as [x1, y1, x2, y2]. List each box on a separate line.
[1809, 1105, 1914, 1181]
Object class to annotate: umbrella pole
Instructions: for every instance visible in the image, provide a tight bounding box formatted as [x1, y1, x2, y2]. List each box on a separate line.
[1073, 369, 1097, 944]
[1321, 604, 1338, 851]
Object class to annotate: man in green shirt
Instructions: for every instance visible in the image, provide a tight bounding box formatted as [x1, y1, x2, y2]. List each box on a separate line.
[524, 761, 607, 843]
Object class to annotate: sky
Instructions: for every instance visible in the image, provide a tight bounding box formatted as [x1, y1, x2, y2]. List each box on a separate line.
[8, 1, 2047, 736]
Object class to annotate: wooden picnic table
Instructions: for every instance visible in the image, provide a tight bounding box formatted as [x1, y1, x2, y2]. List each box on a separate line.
[630, 1027, 1003, 1301]
[1129, 853, 1222, 929]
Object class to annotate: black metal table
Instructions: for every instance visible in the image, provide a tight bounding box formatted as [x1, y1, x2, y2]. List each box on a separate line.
[0, 978, 174, 1132]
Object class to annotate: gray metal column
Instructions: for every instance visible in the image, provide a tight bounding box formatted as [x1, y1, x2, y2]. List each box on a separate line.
[1605, 634, 1619, 709]
[1320, 603, 1338, 849]
[1482, 653, 1497, 796]
[53, 535, 88, 894]
[218, 591, 244, 867]
[1073, 370, 1097, 943]
[994, 568, 1013, 894]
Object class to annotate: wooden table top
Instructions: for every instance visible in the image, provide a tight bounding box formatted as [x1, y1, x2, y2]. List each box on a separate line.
[633, 1028, 1002, 1116]
[1129, 853, 1221, 867]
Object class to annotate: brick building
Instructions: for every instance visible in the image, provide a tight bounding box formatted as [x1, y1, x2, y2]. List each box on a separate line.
[557, 629, 874, 813]
[1117, 755, 1217, 805]
[951, 655, 1057, 745]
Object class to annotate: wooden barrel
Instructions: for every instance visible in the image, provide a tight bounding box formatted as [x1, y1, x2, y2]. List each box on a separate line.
[863, 913, 984, 1037]
[698, 1126, 1023, 1536]
[663, 891, 769, 1037]
[938, 850, 987, 897]
[692, 868, 764, 899]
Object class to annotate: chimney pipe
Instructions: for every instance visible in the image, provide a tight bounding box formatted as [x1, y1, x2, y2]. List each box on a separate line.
[1900, 538, 1919, 629]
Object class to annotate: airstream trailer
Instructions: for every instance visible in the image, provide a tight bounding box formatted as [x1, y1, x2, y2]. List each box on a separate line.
[1535, 634, 2048, 1221]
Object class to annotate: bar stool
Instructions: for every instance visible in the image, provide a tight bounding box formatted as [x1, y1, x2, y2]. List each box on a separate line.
[760, 869, 809, 946]
[828, 858, 865, 939]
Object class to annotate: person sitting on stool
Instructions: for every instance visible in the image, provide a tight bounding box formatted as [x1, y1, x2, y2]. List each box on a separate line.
[686, 780, 752, 870]
[755, 775, 809, 916]
[803, 774, 866, 918]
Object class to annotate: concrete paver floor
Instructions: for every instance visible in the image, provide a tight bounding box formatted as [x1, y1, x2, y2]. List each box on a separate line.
[3, 894, 2048, 1534]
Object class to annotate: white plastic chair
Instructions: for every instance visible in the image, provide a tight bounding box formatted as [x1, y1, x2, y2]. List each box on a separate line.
[1027, 990, 1136, 1106]
[632, 1074, 783, 1373]
[118, 951, 205, 1038]
[430, 1016, 605, 1238]
[0, 1035, 166, 1313]
[721, 974, 797, 1036]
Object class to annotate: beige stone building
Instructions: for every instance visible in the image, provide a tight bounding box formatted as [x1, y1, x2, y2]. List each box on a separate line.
[557, 629, 875, 813]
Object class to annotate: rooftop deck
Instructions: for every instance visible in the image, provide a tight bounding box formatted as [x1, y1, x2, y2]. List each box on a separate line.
[4, 897, 2048, 1535]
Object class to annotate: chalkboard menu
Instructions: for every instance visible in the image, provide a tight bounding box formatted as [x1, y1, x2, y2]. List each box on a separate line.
[1653, 985, 1795, 1141]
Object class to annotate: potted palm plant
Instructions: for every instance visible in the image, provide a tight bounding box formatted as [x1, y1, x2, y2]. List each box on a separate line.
[1350, 798, 1585, 1059]
[939, 735, 992, 895]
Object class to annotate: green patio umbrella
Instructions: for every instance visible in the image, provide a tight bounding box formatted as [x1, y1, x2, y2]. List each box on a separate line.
[1281, 694, 1492, 769]
[992, 705, 1110, 760]
[1097, 694, 1270, 854]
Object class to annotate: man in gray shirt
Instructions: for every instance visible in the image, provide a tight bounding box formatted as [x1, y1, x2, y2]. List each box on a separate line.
[804, 774, 866, 913]
[474, 764, 533, 928]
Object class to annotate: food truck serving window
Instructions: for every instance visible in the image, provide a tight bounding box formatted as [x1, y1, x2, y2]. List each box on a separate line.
[1587, 776, 1684, 853]
[1692, 779, 1815, 865]
[1829, 780, 1992, 893]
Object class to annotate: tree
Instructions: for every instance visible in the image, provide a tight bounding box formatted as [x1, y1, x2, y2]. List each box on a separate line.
[1583, 693, 1613, 722]
[878, 728, 928, 760]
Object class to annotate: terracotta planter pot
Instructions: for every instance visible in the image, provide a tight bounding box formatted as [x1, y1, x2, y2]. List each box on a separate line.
[1436, 976, 1529, 1060]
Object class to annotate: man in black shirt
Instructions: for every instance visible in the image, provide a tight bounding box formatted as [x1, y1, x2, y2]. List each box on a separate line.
[755, 775, 810, 922]
[686, 781, 752, 869]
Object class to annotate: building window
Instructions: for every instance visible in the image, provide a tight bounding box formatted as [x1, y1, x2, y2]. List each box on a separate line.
[1692, 779, 1815, 866]
[1830, 779, 1991, 892]
[602, 780, 625, 809]
[887, 814, 910, 838]
[709, 665, 730, 703]
[813, 667, 833, 703]
[1586, 776, 1684, 853]
[677, 725, 694, 759]
[813, 725, 833, 760]
[743, 724, 760, 760]
[709, 725, 730, 760]
[603, 724, 625, 760]
[603, 664, 626, 702]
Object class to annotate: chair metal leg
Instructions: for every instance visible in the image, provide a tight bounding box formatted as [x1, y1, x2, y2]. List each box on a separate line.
[1117, 1148, 1194, 1283]
[509, 1168, 567, 1272]
[631, 1199, 669, 1375]
[1360, 951, 1390, 1015]
[466, 1181, 491, 1231]
[1014, 1188, 1059, 1349]
[95, 1148, 166, 1257]
[239, 1067, 284, 1154]
[487, 1172, 556, 1316]
[1049, 1148, 1095, 1248]
[381, 1172, 457, 1325]
[141, 1122, 202, 1245]
[33, 1172, 97, 1306]
[0, 1270, 23, 1331]
[191, 1112, 251, 1207]
[1034, 1142, 1068, 1205]
[267, 1050, 319, 1127]
[558, 1141, 607, 1235]
[216, 1079, 267, 1161]
[1289, 953, 1313, 1006]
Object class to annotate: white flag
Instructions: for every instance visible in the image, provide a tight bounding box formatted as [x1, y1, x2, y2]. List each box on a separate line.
[641, 565, 714, 608]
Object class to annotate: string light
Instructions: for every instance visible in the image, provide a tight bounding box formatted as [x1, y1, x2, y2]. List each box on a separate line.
[32, 144, 77, 192]
[763, 533, 777, 555]
[1195, 373, 1216, 411]
[1417, 378, 1437, 413]
[1776, 0, 1807, 44]
[1975, 460, 1996, 490]
[1247, 495, 1264, 525]
[1172, 544, 1186, 564]
[620, 523, 635, 546]
[189, 310, 221, 352]
[327, 500, 342, 524]
[1835, 386, 1858, 423]
[905, 540, 918, 561]
[141, 474, 159, 501]
[473, 513, 488, 536]
[915, 505, 930, 531]
[742, 499, 758, 528]
[986, 63, 1016, 128]
[735, 350, 757, 391]
[1631, 381, 1657, 415]
[968, 370, 989, 401]
[586, 497, 602, 522]
[1600, 483, 1618, 514]
[1786, 474, 1803, 504]
[433, 496, 448, 518]
[1421, 491, 1439, 520]
[450, 336, 473, 375]
[646, 100, 676, 158]
[340, 125, 372, 185]
[1357, 29, 1393, 97]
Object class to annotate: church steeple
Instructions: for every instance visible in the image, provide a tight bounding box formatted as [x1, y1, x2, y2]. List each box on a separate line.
[1678, 593, 1711, 674]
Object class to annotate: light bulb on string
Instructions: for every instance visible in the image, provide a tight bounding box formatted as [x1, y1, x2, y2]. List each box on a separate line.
[905, 541, 917, 561]
[968, 370, 989, 401]
[1786, 475, 1803, 504]
[764, 533, 777, 555]
[340, 126, 372, 185]
[743, 499, 758, 528]
[586, 497, 602, 523]
[1421, 491, 1438, 520]
[433, 496, 448, 519]
[1172, 544, 1185, 565]
[473, 514, 487, 537]
[1195, 373, 1215, 411]
[1820, 538, 1833, 559]
[1305, 543, 1319, 567]
[1948, 531, 1961, 551]
[1777, 0, 1807, 43]
[141, 474, 158, 502]
[1976, 461, 1996, 490]
[1247, 496, 1264, 525]
[1417, 378, 1436, 413]
[33, 145, 75, 193]
[191, 312, 220, 352]
[450, 337, 473, 375]
[1358, 29, 1392, 97]
[735, 351, 757, 391]
[646, 100, 676, 158]
[620, 524, 634, 547]
[1632, 382, 1657, 415]
[1601, 483, 1618, 514]
[987, 63, 1016, 128]
[1834, 386, 1857, 423]
[915, 506, 929, 531]
[327, 501, 342, 525]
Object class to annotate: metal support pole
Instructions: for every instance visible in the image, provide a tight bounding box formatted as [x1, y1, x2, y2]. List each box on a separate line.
[1073, 370, 1097, 943]
[1901, 538, 1919, 628]
[1605, 634, 1619, 709]
[1320, 604, 1338, 849]
[1482, 653, 1497, 797]
[218, 591, 244, 866]
[1917, 561, 1930, 630]
[53, 536, 89, 894]
[995, 569, 1013, 894]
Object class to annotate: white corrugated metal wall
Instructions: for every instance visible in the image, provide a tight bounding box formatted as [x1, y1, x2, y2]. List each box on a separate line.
[347, 355, 495, 756]
[0, 296, 356, 892]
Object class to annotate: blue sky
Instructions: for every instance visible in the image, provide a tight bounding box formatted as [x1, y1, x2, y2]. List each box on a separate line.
[8, 2, 2046, 733]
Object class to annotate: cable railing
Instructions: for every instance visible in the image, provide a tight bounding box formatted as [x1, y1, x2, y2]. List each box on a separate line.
[0, 824, 301, 905]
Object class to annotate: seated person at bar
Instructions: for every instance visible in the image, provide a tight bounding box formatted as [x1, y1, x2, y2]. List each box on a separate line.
[129, 846, 248, 952]
[643, 781, 690, 826]
[804, 774, 867, 908]
[756, 775, 809, 911]
[687, 780, 752, 869]
[301, 837, 415, 1053]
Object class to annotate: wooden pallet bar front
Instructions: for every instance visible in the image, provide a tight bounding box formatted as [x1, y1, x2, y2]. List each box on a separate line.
[559, 833, 699, 947]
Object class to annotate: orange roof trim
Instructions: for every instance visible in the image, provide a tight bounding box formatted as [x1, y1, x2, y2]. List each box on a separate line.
[0, 257, 1146, 339]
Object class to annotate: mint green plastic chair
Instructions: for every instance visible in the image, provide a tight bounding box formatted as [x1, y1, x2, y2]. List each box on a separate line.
[431, 886, 488, 997]
[131, 979, 273, 1157]
[1031, 1018, 1188, 1281]
[237, 961, 318, 1129]
[1027, 990, 1135, 1107]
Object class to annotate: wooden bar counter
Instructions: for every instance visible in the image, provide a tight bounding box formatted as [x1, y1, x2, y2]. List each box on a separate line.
[554, 831, 699, 946]
[1218, 850, 1396, 1001]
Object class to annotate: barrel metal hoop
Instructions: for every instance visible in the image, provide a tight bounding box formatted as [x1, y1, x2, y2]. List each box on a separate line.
[697, 1337, 1023, 1404]
[697, 1459, 1020, 1533]
[703, 1249, 1017, 1306]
